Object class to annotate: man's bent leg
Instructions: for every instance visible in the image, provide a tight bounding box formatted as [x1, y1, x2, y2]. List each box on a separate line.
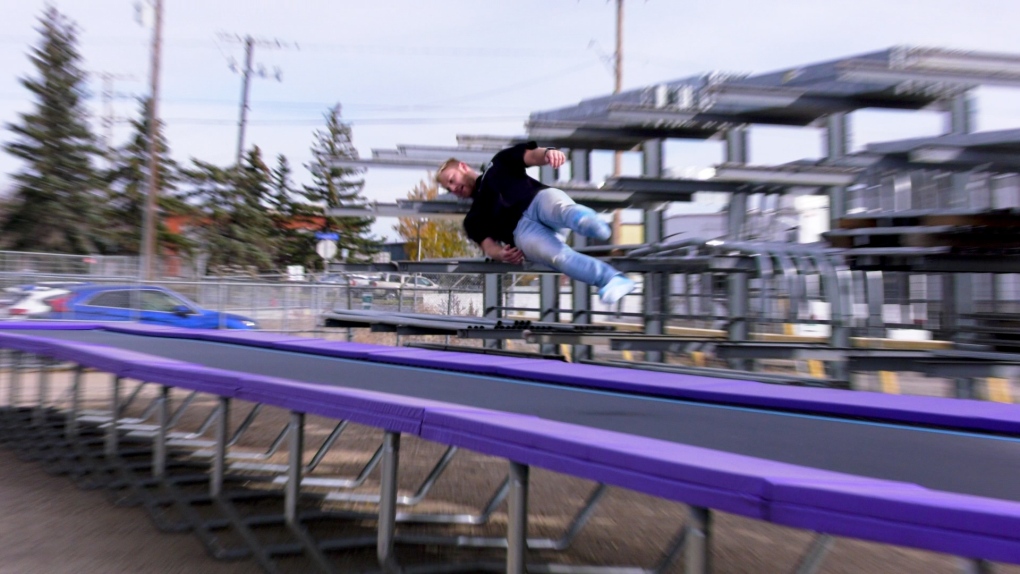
[514, 216, 620, 289]
[530, 188, 611, 241]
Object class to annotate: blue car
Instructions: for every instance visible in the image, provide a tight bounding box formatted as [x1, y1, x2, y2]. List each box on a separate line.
[46, 284, 258, 329]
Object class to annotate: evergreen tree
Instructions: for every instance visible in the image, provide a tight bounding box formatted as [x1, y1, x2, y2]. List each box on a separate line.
[1, 7, 103, 253]
[182, 148, 278, 274]
[268, 154, 320, 270]
[101, 97, 191, 256]
[302, 104, 379, 262]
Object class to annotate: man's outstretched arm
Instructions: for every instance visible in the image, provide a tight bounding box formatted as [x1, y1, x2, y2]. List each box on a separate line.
[480, 238, 524, 265]
[523, 147, 566, 169]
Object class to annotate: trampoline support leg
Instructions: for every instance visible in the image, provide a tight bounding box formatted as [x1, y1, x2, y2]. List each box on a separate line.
[211, 397, 229, 498]
[508, 460, 529, 574]
[105, 375, 121, 459]
[793, 534, 834, 574]
[66, 365, 84, 440]
[33, 357, 49, 427]
[285, 411, 304, 526]
[378, 431, 402, 573]
[958, 558, 994, 574]
[153, 385, 169, 478]
[9, 351, 22, 414]
[685, 505, 711, 574]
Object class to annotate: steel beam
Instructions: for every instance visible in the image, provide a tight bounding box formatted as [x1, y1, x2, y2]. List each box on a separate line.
[507, 461, 530, 574]
[642, 139, 667, 363]
[286, 411, 304, 525]
[570, 148, 593, 361]
[377, 431, 401, 572]
[484, 273, 503, 349]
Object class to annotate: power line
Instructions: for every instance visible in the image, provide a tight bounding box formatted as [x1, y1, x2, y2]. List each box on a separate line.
[419, 60, 602, 106]
[109, 95, 534, 112]
[0, 34, 593, 60]
[90, 71, 137, 155]
[150, 115, 527, 126]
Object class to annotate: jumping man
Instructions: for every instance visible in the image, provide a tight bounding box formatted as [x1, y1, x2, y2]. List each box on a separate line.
[436, 141, 636, 305]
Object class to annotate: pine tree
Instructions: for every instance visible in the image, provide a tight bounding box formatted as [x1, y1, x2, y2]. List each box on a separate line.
[101, 97, 190, 256]
[1, 7, 103, 253]
[269, 154, 319, 270]
[182, 148, 279, 274]
[302, 104, 379, 262]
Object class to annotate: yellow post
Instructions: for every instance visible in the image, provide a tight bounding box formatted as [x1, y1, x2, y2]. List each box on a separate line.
[986, 378, 1014, 403]
[879, 371, 900, 394]
[808, 360, 825, 378]
[691, 351, 706, 367]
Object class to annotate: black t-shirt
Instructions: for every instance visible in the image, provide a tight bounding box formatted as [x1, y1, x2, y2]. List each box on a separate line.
[462, 141, 549, 246]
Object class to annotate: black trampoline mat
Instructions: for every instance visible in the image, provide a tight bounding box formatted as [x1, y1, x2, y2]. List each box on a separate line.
[13, 329, 1020, 503]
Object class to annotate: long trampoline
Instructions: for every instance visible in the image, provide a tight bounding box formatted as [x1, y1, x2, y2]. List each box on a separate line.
[0, 322, 1018, 573]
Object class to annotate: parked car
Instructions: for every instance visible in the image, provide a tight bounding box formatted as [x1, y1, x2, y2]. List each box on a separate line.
[315, 273, 377, 287]
[370, 273, 438, 298]
[335, 273, 377, 296]
[4, 281, 90, 295]
[5, 286, 73, 318]
[315, 273, 348, 284]
[46, 285, 258, 329]
[347, 274, 378, 287]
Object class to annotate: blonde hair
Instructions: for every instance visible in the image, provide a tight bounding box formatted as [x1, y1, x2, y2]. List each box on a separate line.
[434, 158, 460, 184]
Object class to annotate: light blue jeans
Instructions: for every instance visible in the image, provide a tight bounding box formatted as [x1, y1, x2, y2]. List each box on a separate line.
[513, 188, 620, 288]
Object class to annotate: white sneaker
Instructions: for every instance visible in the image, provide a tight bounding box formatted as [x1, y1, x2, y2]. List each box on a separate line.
[598, 275, 635, 305]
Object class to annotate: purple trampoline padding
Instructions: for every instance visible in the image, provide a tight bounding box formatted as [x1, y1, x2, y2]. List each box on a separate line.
[423, 424, 767, 518]
[423, 408, 1020, 559]
[0, 332, 61, 354]
[768, 477, 1020, 541]
[771, 503, 1020, 563]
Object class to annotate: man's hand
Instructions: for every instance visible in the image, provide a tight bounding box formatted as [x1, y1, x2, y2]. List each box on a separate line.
[544, 148, 566, 169]
[523, 147, 567, 169]
[498, 246, 525, 265]
[481, 238, 524, 264]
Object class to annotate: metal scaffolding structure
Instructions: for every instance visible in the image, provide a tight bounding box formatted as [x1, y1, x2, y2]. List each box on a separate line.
[325, 45, 1020, 392]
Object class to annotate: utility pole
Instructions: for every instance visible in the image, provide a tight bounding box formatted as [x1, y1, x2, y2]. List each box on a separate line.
[235, 36, 255, 166]
[611, 0, 625, 241]
[140, 0, 163, 281]
[219, 34, 292, 166]
[614, 0, 624, 155]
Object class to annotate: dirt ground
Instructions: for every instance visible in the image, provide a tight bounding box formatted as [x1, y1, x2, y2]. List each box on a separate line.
[0, 364, 1017, 574]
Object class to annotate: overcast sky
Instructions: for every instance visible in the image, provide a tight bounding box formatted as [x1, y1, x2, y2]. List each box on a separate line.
[2, 0, 1020, 240]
